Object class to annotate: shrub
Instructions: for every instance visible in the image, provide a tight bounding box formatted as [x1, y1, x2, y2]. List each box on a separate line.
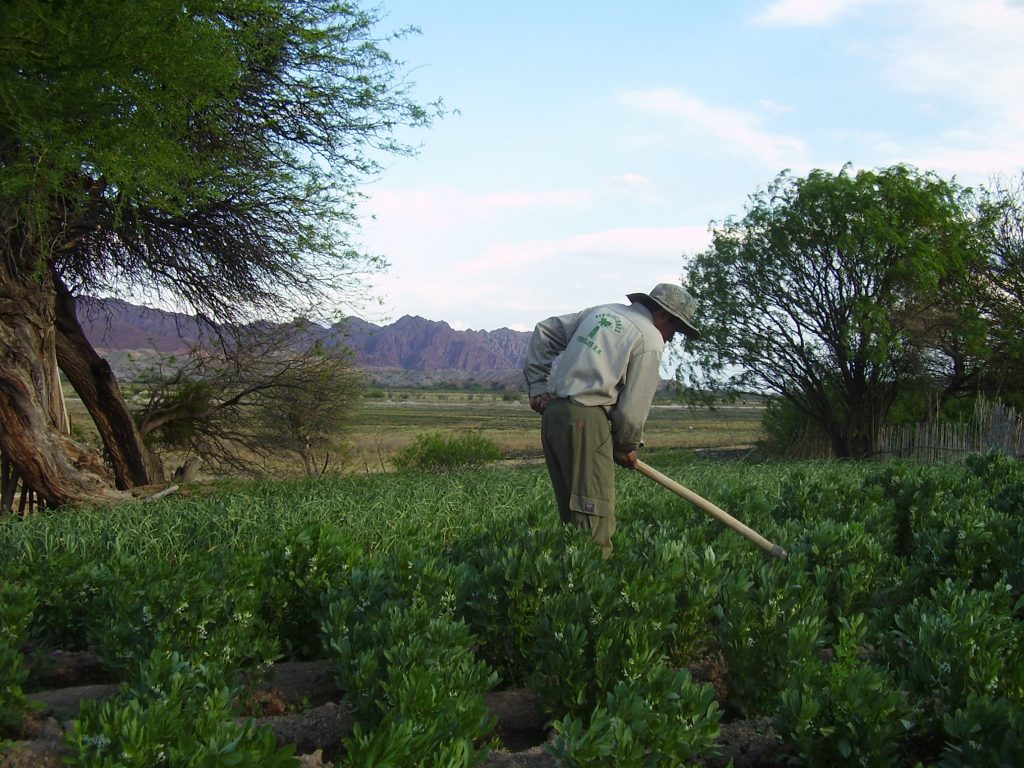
[775, 614, 912, 766]
[940, 693, 1024, 767]
[713, 560, 828, 716]
[0, 582, 38, 736]
[549, 662, 721, 767]
[392, 431, 502, 470]
[321, 581, 498, 766]
[65, 651, 296, 767]
[884, 579, 1022, 739]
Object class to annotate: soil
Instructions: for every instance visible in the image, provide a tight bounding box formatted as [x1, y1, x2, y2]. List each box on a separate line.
[2, 650, 787, 767]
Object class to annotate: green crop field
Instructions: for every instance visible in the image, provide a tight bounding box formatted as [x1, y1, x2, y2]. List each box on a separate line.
[3, 448, 1023, 766]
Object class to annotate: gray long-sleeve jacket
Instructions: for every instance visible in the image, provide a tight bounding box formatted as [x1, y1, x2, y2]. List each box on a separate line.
[523, 301, 664, 452]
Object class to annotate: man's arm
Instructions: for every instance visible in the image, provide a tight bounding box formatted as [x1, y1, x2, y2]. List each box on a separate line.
[609, 346, 662, 454]
[523, 310, 580, 398]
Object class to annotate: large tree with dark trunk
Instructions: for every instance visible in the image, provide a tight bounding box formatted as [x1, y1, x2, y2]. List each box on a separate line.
[975, 174, 1024, 406]
[678, 165, 979, 459]
[0, 0, 438, 507]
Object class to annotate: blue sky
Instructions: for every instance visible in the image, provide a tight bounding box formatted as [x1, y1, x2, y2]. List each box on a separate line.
[355, 0, 1024, 332]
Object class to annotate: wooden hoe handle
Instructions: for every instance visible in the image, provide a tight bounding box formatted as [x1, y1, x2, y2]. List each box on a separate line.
[634, 460, 788, 560]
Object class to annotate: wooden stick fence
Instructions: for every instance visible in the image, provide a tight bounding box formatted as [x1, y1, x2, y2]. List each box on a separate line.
[877, 400, 1023, 463]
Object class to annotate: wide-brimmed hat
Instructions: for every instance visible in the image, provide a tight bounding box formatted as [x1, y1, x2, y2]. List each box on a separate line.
[627, 283, 701, 339]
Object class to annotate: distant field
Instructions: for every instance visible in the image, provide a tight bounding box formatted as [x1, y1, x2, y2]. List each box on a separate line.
[62, 385, 766, 475]
[347, 391, 765, 472]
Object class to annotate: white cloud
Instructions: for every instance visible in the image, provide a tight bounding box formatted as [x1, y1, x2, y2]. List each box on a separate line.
[365, 225, 712, 331]
[752, 0, 1024, 182]
[462, 226, 711, 274]
[846, 0, 1024, 179]
[879, 1, 1024, 107]
[618, 88, 807, 169]
[362, 185, 596, 232]
[752, 0, 884, 26]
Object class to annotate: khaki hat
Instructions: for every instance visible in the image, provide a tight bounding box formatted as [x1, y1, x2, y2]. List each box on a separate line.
[627, 283, 701, 339]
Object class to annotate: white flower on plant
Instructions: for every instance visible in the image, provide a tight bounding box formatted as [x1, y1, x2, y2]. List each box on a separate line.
[83, 734, 111, 752]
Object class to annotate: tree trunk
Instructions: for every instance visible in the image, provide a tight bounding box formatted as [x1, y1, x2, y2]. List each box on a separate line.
[301, 441, 317, 477]
[0, 264, 128, 508]
[844, 388, 880, 460]
[53, 274, 163, 488]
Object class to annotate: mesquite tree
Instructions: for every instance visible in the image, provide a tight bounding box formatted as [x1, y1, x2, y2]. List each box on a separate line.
[976, 175, 1024, 406]
[1, 0, 438, 506]
[679, 165, 979, 458]
[137, 321, 360, 478]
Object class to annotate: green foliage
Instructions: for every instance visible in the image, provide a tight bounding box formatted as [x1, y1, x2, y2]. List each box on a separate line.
[0, 582, 39, 735]
[885, 579, 1023, 736]
[65, 651, 297, 767]
[527, 558, 675, 718]
[3, 456, 1024, 764]
[455, 525, 593, 689]
[392, 430, 502, 470]
[84, 553, 279, 677]
[681, 164, 979, 458]
[775, 614, 912, 766]
[549, 663, 721, 767]
[713, 561, 828, 716]
[2, 0, 438, 304]
[759, 397, 822, 456]
[940, 693, 1024, 767]
[142, 380, 215, 451]
[321, 571, 497, 766]
[251, 523, 360, 659]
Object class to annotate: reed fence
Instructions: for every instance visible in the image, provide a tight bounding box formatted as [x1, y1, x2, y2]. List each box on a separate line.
[877, 400, 1023, 463]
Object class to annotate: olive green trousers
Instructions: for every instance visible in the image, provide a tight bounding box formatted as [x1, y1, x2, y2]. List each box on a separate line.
[540, 398, 616, 557]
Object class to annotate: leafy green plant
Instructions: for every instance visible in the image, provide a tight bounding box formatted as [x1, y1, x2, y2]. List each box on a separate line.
[321, 568, 498, 766]
[939, 693, 1024, 768]
[456, 524, 594, 689]
[251, 522, 359, 659]
[549, 662, 721, 767]
[616, 534, 724, 667]
[88, 553, 278, 677]
[801, 519, 890, 627]
[885, 579, 1022, 737]
[775, 614, 912, 766]
[527, 551, 681, 719]
[65, 651, 297, 767]
[713, 560, 828, 716]
[392, 430, 502, 470]
[0, 582, 38, 736]
[4, 455, 1024, 766]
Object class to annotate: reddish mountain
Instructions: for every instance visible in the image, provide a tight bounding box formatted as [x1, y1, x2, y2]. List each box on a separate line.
[78, 298, 531, 375]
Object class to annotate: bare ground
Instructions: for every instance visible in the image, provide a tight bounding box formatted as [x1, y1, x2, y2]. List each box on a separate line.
[2, 651, 786, 767]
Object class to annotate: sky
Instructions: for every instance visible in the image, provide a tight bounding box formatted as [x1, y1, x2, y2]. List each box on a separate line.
[352, 0, 1024, 333]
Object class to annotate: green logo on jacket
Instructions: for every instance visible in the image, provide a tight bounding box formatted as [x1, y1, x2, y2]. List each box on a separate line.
[574, 312, 622, 355]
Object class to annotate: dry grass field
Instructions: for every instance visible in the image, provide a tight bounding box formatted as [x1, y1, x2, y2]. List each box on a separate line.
[62, 386, 766, 477]
[346, 391, 765, 472]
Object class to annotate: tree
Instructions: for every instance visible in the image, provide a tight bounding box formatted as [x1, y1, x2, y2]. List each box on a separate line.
[975, 174, 1024, 406]
[679, 165, 977, 458]
[1, 0, 439, 506]
[138, 320, 359, 478]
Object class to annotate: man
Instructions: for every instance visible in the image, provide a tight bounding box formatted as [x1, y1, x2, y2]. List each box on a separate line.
[523, 283, 701, 557]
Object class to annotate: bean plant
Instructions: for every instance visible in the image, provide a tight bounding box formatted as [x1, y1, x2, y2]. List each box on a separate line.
[1, 452, 1022, 766]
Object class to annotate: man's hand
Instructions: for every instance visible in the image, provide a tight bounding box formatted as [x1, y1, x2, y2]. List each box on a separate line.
[529, 393, 550, 413]
[614, 449, 638, 470]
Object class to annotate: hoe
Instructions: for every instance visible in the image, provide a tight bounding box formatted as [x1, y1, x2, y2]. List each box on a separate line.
[635, 460, 788, 560]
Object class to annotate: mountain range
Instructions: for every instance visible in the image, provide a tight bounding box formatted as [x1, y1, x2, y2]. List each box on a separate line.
[78, 298, 533, 387]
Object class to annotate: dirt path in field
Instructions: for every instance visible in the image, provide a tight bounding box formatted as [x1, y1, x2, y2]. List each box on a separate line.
[2, 651, 784, 767]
